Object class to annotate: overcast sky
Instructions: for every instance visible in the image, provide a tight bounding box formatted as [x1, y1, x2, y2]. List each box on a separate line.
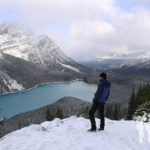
[0, 0, 150, 61]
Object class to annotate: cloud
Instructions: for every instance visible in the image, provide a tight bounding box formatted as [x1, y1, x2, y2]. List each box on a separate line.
[17, 0, 116, 29]
[70, 20, 115, 40]
[132, 0, 150, 4]
[1, 0, 150, 61]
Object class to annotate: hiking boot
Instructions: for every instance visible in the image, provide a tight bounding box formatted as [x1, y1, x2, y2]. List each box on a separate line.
[87, 128, 97, 132]
[98, 127, 104, 131]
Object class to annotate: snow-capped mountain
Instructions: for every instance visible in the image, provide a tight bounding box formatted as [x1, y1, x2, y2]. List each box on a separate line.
[81, 50, 150, 70]
[0, 22, 93, 94]
[0, 22, 86, 73]
[107, 51, 150, 69]
[0, 116, 149, 150]
[98, 51, 150, 62]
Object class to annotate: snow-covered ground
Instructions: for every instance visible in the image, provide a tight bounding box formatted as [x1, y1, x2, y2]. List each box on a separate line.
[0, 116, 149, 150]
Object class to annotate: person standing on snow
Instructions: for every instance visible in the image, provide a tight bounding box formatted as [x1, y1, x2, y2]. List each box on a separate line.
[88, 72, 111, 131]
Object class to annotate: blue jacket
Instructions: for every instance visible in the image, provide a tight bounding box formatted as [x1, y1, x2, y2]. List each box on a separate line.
[93, 79, 111, 103]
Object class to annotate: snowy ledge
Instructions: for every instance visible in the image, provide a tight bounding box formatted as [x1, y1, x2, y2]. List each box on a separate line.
[0, 116, 149, 150]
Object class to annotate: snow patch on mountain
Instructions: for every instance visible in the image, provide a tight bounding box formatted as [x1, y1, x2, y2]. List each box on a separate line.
[3, 79, 24, 91]
[0, 71, 24, 92]
[58, 62, 82, 73]
[0, 116, 149, 150]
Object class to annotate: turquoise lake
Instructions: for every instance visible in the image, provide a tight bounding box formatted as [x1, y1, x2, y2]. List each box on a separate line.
[0, 81, 97, 119]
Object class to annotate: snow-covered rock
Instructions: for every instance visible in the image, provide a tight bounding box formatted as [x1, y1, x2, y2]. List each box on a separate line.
[0, 71, 24, 93]
[0, 116, 149, 150]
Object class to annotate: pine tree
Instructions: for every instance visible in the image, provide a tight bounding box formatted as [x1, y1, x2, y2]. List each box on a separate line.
[114, 103, 119, 120]
[117, 102, 122, 119]
[135, 83, 150, 110]
[126, 88, 136, 120]
[0, 109, 3, 137]
[105, 103, 114, 119]
[135, 84, 143, 109]
[0, 118, 6, 138]
[55, 107, 64, 119]
[46, 109, 54, 121]
[134, 83, 150, 117]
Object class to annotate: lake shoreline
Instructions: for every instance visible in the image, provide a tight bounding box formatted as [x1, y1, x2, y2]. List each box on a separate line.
[0, 78, 85, 96]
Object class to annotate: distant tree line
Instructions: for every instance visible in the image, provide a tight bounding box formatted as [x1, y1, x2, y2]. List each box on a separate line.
[76, 102, 126, 120]
[105, 102, 126, 120]
[126, 83, 150, 120]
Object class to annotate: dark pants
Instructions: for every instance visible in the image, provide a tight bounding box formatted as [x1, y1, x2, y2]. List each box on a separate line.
[89, 102, 105, 129]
